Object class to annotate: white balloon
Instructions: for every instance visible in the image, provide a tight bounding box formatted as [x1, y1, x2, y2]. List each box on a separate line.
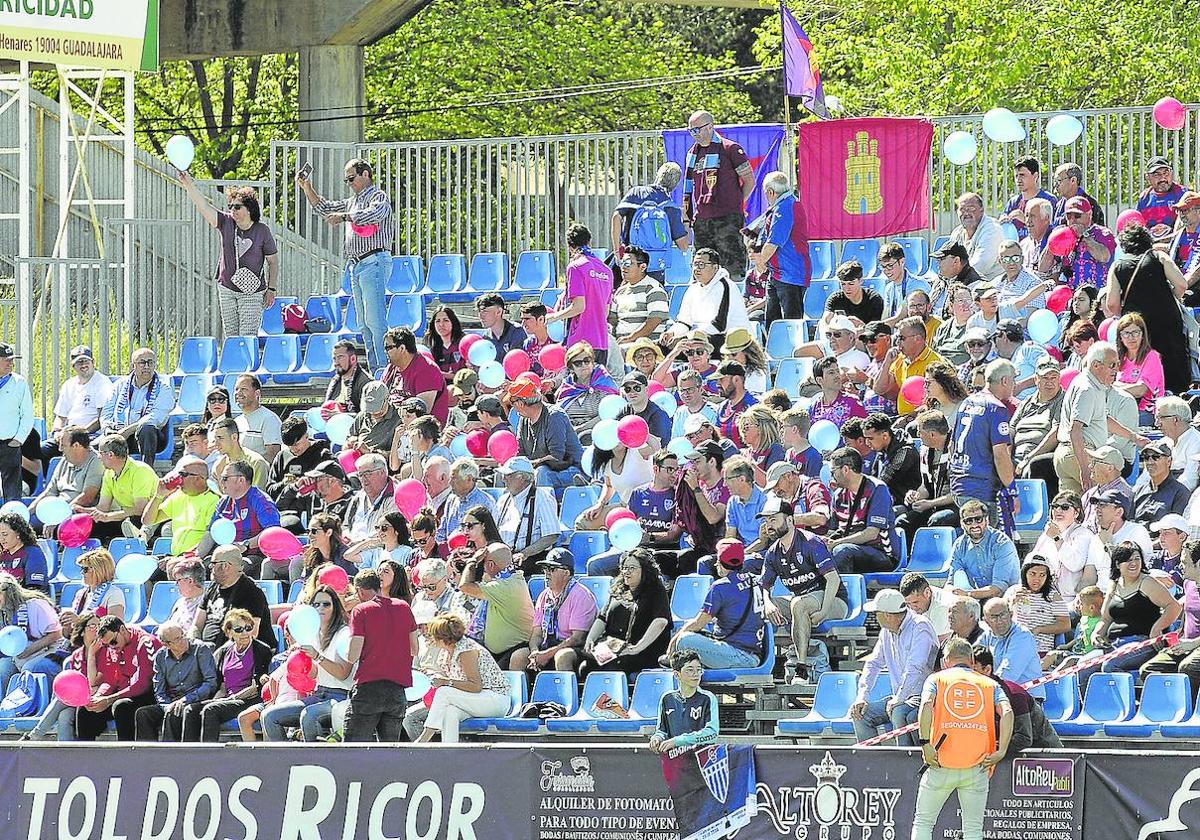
[942, 131, 977, 166]
[982, 108, 1026, 143]
[165, 134, 195, 171]
[1046, 114, 1083, 146]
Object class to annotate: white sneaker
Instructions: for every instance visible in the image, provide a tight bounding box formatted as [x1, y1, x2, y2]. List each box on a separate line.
[789, 672, 810, 687]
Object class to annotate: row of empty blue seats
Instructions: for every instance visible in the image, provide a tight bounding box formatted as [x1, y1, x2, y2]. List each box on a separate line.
[338, 252, 559, 302]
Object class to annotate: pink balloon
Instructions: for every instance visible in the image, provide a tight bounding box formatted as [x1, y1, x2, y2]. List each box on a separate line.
[516, 371, 543, 391]
[58, 513, 93, 549]
[503, 349, 531, 379]
[487, 430, 519, 464]
[616, 415, 649, 448]
[1059, 368, 1079, 389]
[53, 671, 91, 707]
[605, 507, 637, 530]
[540, 343, 566, 373]
[1046, 285, 1073, 315]
[1045, 345, 1063, 362]
[393, 478, 428, 521]
[1099, 316, 1117, 342]
[900, 375, 926, 406]
[1154, 96, 1186, 131]
[288, 672, 317, 694]
[1115, 209, 1146, 234]
[448, 532, 468, 551]
[460, 334, 482, 357]
[350, 222, 379, 238]
[321, 400, 343, 418]
[260, 526, 303, 561]
[286, 649, 313, 677]
[337, 448, 360, 476]
[646, 380, 665, 397]
[1047, 226, 1078, 257]
[317, 564, 350, 592]
[465, 429, 489, 458]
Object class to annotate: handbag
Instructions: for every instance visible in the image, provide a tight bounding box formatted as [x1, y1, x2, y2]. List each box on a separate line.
[229, 233, 266, 294]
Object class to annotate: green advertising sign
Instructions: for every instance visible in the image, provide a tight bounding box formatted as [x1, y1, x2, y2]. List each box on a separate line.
[0, 0, 158, 72]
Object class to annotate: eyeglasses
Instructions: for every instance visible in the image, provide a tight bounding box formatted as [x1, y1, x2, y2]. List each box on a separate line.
[182, 471, 207, 479]
[227, 203, 244, 211]
[619, 257, 645, 268]
[384, 343, 401, 352]
[307, 527, 325, 534]
[686, 122, 713, 136]
[678, 385, 700, 395]
[419, 582, 439, 591]
[415, 534, 435, 544]
[966, 341, 989, 348]
[828, 330, 849, 339]
[1119, 329, 1142, 338]
[619, 565, 640, 574]
[134, 359, 155, 366]
[999, 254, 1023, 265]
[622, 384, 644, 393]
[461, 519, 480, 528]
[659, 464, 680, 473]
[1143, 452, 1168, 461]
[344, 174, 359, 183]
[311, 600, 333, 609]
[230, 625, 253, 633]
[684, 348, 708, 358]
[633, 352, 655, 363]
[879, 260, 902, 271]
[376, 523, 393, 532]
[983, 612, 1008, 621]
[691, 262, 714, 270]
[221, 474, 243, 482]
[962, 515, 986, 525]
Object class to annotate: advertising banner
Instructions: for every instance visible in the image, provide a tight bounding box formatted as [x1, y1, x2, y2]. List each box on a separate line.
[0, 0, 159, 72]
[1084, 751, 1200, 840]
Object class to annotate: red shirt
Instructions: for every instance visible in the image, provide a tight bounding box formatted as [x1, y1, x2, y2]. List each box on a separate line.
[388, 353, 450, 424]
[350, 596, 416, 687]
[101, 626, 161, 699]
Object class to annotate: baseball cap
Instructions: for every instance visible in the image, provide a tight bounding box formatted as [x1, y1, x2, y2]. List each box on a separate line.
[621, 371, 649, 388]
[70, 345, 93, 362]
[756, 495, 795, 518]
[682, 413, 712, 435]
[475, 394, 504, 416]
[708, 360, 746, 380]
[1086, 446, 1125, 468]
[1146, 155, 1171, 173]
[1064, 196, 1092, 215]
[281, 416, 309, 446]
[1142, 439, 1174, 458]
[932, 242, 969, 261]
[497, 456, 535, 476]
[974, 284, 999, 300]
[507, 378, 539, 400]
[993, 319, 1024, 341]
[724, 327, 753, 353]
[1152, 513, 1191, 533]
[865, 588, 906, 613]
[450, 368, 479, 397]
[399, 397, 428, 415]
[1035, 356, 1062, 372]
[964, 327, 991, 344]
[861, 321, 892, 340]
[826, 314, 856, 334]
[1094, 489, 1128, 508]
[360, 380, 389, 413]
[304, 460, 348, 482]
[1173, 190, 1200, 212]
[0, 343, 17, 359]
[715, 539, 744, 570]
[763, 461, 798, 492]
[538, 548, 575, 572]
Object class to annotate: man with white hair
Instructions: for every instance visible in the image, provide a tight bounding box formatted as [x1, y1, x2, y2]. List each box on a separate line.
[422, 455, 452, 519]
[753, 170, 810, 324]
[1053, 341, 1137, 495]
[342, 453, 396, 568]
[1020, 197, 1054, 271]
[611, 162, 689, 280]
[412, 557, 471, 618]
[1154, 396, 1200, 491]
[683, 110, 755, 279]
[494, 456, 561, 576]
[436, 457, 495, 543]
[949, 192, 1003, 279]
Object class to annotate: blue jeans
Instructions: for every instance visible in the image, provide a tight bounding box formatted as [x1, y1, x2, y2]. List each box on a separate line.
[766, 280, 806, 325]
[852, 696, 919, 745]
[0, 653, 62, 695]
[831, 543, 896, 575]
[536, 465, 585, 488]
[586, 549, 622, 577]
[1078, 635, 1154, 691]
[675, 632, 759, 669]
[30, 697, 76, 740]
[260, 687, 349, 742]
[350, 250, 391, 372]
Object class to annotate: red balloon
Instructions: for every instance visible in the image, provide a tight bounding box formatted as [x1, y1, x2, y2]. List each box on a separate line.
[604, 507, 637, 530]
[1046, 285, 1073, 315]
[58, 513, 94, 549]
[516, 371, 543, 391]
[1115, 209, 1146, 234]
[503, 349, 532, 379]
[337, 448, 360, 476]
[317, 564, 350, 592]
[320, 400, 343, 421]
[287, 650, 313, 676]
[900, 375, 926, 406]
[540, 343, 566, 373]
[646, 380, 665, 397]
[487, 430, 519, 464]
[393, 478, 428, 521]
[448, 532, 468, 550]
[460, 334, 481, 357]
[1047, 226, 1078, 257]
[1098, 316, 1117, 343]
[465, 429, 490, 458]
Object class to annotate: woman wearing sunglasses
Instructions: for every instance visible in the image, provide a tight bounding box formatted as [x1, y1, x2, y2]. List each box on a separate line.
[345, 510, 416, 571]
[183, 608, 273, 741]
[292, 513, 354, 585]
[180, 172, 280, 340]
[554, 341, 618, 435]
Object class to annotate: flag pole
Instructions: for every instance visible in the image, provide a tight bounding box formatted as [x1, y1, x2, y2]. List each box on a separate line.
[780, 2, 796, 179]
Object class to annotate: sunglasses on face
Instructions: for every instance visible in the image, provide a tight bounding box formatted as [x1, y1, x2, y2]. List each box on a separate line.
[685, 348, 708, 358]
[1144, 452, 1168, 461]
[619, 566, 640, 574]
[230, 625, 253, 633]
[999, 254, 1022, 265]
[307, 527, 325, 534]
[227, 203, 244, 211]
[1051, 503, 1076, 511]
[460, 520, 479, 528]
[622, 384, 644, 394]
[686, 122, 713, 136]
[344, 174, 359, 183]
[312, 600, 333, 609]
[962, 515, 986, 525]
[419, 582, 439, 591]
[570, 358, 593, 367]
[207, 394, 227, 403]
[966, 341, 989, 348]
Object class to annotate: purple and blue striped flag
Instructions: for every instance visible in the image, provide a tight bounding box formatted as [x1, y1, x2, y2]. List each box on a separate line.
[782, 3, 830, 120]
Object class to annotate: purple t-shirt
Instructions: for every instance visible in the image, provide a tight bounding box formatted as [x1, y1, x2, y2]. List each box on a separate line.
[562, 253, 613, 350]
[808, 394, 867, 429]
[701, 571, 764, 655]
[221, 644, 257, 693]
[215, 212, 278, 293]
[948, 392, 1011, 502]
[628, 484, 675, 533]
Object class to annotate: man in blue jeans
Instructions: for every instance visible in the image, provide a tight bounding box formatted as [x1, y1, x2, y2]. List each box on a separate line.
[298, 158, 394, 372]
[667, 539, 765, 670]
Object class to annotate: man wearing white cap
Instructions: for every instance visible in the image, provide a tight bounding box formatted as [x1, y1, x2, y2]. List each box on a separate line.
[794, 313, 871, 370]
[850, 587, 938, 745]
[0, 343, 33, 501]
[1141, 522, 1200, 692]
[494, 456, 561, 576]
[1154, 396, 1200, 491]
[42, 345, 113, 465]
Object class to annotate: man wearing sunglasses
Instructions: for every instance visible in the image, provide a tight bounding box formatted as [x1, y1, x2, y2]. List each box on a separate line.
[612, 247, 669, 347]
[75, 615, 162, 742]
[193, 545, 276, 649]
[1131, 439, 1190, 527]
[947, 499, 1020, 602]
[620, 372, 671, 446]
[993, 240, 1048, 322]
[100, 347, 176, 462]
[142, 455, 220, 559]
[298, 158, 393, 371]
[682, 110, 754, 280]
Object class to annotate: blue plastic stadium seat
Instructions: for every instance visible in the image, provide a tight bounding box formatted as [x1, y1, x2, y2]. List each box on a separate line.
[469, 252, 511, 292]
[54, 539, 101, 583]
[816, 574, 867, 633]
[304, 295, 342, 332]
[778, 672, 860, 736]
[117, 582, 147, 624]
[1161, 705, 1200, 738]
[809, 240, 835, 280]
[932, 235, 949, 254]
[255, 335, 301, 380]
[461, 671, 528, 733]
[145, 582, 181, 627]
[670, 574, 713, 625]
[386, 294, 426, 335]
[37, 539, 58, 579]
[577, 576, 611, 609]
[1053, 673, 1135, 736]
[151, 536, 173, 556]
[868, 527, 955, 587]
[546, 671, 630, 733]
[1014, 478, 1048, 541]
[217, 336, 258, 375]
[493, 671, 578, 733]
[1043, 674, 1081, 724]
[175, 374, 210, 417]
[893, 237, 929, 276]
[830, 672, 893, 734]
[285, 334, 338, 383]
[255, 580, 284, 605]
[257, 297, 297, 337]
[765, 319, 806, 362]
[559, 486, 601, 532]
[58, 582, 84, 609]
[668, 286, 687, 320]
[772, 358, 814, 397]
[568, 532, 610, 575]
[1103, 673, 1193, 737]
[482, 487, 504, 504]
[287, 579, 304, 604]
[803, 279, 837, 320]
[664, 247, 692, 285]
[174, 336, 218, 378]
[841, 239, 881, 277]
[388, 256, 424, 295]
[425, 254, 468, 295]
[703, 623, 774, 685]
[514, 251, 556, 291]
[528, 574, 546, 603]
[108, 538, 146, 562]
[595, 669, 677, 734]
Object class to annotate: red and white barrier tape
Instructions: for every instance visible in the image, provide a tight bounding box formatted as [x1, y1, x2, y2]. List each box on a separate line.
[854, 630, 1181, 747]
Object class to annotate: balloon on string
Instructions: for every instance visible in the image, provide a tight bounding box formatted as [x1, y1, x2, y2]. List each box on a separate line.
[646, 381, 665, 397]
[982, 108, 1026, 143]
[459, 334, 482, 358]
[942, 131, 977, 165]
[1027, 310, 1060, 345]
[617, 415, 649, 448]
[447, 532, 468, 551]
[610, 518, 644, 552]
[53, 671, 91, 707]
[1154, 97, 1186, 131]
[406, 671, 433, 702]
[304, 406, 327, 434]
[503, 349, 531, 379]
[540, 344, 566, 372]
[477, 360, 506, 389]
[598, 395, 628, 421]
[165, 135, 195, 171]
[259, 527, 303, 561]
[465, 429, 489, 458]
[901, 375, 926, 407]
[488, 430, 519, 464]
[449, 434, 470, 459]
[58, 513, 93, 549]
[592, 419, 620, 452]
[1046, 286, 1073, 315]
[467, 339, 497, 366]
[651, 392, 678, 415]
[1000, 222, 1019, 241]
[1046, 114, 1083, 146]
[667, 437, 696, 459]
[808, 420, 841, 453]
[35, 496, 72, 527]
[1115, 209, 1146, 234]
[114, 553, 158, 585]
[1098, 316, 1117, 343]
[393, 478, 428, 521]
[1046, 226, 1078, 257]
[547, 319, 566, 342]
[1059, 369, 1079, 390]
[324, 412, 355, 446]
[605, 507, 637, 530]
[209, 518, 237, 547]
[317, 564, 350, 593]
[0, 626, 25, 656]
[0, 501, 28, 522]
[286, 605, 320, 647]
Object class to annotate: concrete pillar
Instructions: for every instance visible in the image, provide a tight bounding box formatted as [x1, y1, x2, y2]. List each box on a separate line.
[298, 44, 365, 145]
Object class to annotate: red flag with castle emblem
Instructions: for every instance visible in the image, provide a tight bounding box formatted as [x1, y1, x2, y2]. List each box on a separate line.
[797, 117, 933, 239]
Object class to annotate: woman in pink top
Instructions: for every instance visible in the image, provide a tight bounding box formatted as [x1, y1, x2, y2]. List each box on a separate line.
[806, 356, 866, 430]
[548, 223, 613, 352]
[1114, 312, 1164, 426]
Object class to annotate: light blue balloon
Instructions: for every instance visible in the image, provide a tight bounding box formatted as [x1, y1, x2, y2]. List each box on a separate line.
[1027, 309, 1060, 345]
[467, 339, 497, 366]
[305, 407, 327, 434]
[478, 360, 506, 389]
[114, 553, 158, 585]
[449, 434, 469, 459]
[547, 319, 566, 342]
[819, 463, 832, 486]
[0, 501, 28, 522]
[610, 518, 644, 552]
[809, 419, 841, 454]
[288, 604, 321, 647]
[598, 395, 628, 421]
[325, 413, 355, 446]
[667, 437, 696, 459]
[36, 496, 72, 527]
[210, 518, 237, 547]
[581, 445, 596, 478]
[1000, 222, 1019, 241]
[592, 419, 620, 452]
[0, 626, 25, 656]
[336, 632, 351, 661]
[942, 131, 977, 166]
[651, 392, 678, 415]
[406, 671, 432, 702]
[982, 107, 1025, 143]
[1046, 114, 1083, 146]
[165, 134, 195, 170]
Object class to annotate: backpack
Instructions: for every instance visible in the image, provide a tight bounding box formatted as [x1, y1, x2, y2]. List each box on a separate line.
[282, 304, 308, 334]
[628, 200, 674, 270]
[0, 670, 41, 719]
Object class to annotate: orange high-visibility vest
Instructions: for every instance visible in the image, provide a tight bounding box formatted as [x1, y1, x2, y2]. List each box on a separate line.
[929, 667, 998, 770]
